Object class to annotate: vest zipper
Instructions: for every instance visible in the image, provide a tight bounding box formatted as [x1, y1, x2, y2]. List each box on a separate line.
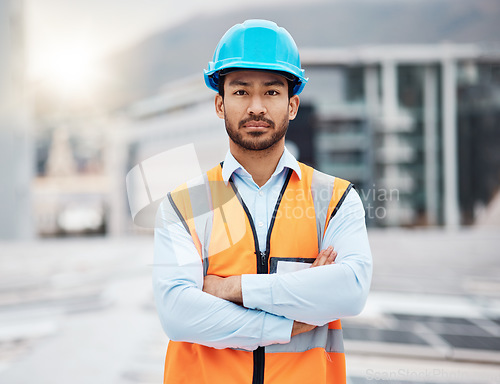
[258, 251, 267, 268]
[229, 169, 293, 384]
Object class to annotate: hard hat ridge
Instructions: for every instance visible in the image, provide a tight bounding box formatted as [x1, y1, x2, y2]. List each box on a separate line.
[204, 19, 308, 95]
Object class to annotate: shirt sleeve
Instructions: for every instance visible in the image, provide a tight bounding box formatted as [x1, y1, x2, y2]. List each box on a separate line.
[241, 188, 373, 326]
[152, 197, 293, 350]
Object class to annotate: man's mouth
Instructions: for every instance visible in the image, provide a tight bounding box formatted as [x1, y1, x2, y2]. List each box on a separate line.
[240, 117, 274, 129]
[243, 121, 270, 128]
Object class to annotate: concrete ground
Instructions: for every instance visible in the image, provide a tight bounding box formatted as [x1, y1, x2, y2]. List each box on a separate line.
[0, 228, 499, 384]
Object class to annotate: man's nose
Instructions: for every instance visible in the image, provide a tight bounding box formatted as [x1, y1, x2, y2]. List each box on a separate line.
[247, 95, 267, 115]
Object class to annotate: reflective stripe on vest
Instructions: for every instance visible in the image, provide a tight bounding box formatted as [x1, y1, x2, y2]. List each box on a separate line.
[266, 327, 344, 354]
[165, 162, 352, 384]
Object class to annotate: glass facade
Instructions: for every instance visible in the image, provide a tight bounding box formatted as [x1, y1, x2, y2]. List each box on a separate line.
[294, 53, 500, 227]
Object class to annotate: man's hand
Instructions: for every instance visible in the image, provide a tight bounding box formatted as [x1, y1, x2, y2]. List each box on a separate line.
[311, 246, 337, 268]
[203, 275, 243, 305]
[291, 321, 316, 337]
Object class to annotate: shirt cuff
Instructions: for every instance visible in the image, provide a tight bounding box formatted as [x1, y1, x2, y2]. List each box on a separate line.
[242, 273, 276, 312]
[262, 312, 293, 345]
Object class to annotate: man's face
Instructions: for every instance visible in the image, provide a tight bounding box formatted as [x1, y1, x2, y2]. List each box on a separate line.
[215, 70, 300, 151]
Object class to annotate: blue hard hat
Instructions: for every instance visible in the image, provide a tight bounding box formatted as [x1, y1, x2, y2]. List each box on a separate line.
[204, 19, 308, 95]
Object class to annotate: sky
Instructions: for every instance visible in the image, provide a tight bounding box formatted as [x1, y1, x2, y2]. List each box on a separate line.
[25, 0, 324, 84]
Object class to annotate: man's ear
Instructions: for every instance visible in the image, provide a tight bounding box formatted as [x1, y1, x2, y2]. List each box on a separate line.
[215, 94, 224, 119]
[288, 95, 300, 121]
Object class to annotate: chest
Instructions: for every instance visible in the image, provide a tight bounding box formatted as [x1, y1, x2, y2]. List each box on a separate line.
[205, 183, 319, 277]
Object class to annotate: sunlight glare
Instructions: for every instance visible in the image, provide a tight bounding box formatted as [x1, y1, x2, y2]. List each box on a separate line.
[39, 47, 101, 98]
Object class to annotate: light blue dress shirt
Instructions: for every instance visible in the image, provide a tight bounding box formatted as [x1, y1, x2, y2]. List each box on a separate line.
[153, 148, 372, 351]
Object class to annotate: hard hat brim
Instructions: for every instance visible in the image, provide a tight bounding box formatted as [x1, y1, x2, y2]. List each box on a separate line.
[204, 64, 308, 95]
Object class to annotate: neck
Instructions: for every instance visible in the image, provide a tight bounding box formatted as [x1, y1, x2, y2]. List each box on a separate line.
[230, 140, 284, 187]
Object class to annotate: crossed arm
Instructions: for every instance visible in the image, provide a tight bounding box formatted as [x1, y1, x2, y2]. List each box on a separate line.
[202, 247, 338, 337]
[153, 189, 372, 350]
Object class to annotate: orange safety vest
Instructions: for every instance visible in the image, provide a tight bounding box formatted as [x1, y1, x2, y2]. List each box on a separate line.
[164, 161, 353, 384]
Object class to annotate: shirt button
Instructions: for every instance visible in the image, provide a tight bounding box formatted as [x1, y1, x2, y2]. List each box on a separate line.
[258, 190, 264, 197]
[258, 221, 264, 228]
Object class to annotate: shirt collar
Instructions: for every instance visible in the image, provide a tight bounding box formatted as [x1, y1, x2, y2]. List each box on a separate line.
[221, 146, 302, 185]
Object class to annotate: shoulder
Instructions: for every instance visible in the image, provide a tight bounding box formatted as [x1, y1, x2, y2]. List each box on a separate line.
[301, 163, 353, 192]
[334, 187, 365, 220]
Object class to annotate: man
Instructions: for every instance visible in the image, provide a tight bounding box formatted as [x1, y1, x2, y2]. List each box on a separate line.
[153, 19, 372, 384]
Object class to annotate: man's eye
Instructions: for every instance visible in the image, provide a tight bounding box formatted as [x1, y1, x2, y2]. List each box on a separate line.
[266, 90, 279, 96]
[234, 90, 247, 95]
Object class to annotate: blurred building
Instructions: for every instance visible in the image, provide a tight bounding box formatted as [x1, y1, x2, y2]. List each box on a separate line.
[33, 125, 108, 237]
[0, 0, 33, 239]
[120, 43, 500, 230]
[300, 45, 500, 227]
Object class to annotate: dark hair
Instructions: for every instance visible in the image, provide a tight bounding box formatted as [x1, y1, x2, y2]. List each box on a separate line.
[217, 72, 296, 99]
[217, 74, 226, 97]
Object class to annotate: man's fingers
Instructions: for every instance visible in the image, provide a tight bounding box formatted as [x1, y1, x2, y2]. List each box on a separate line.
[329, 250, 338, 262]
[311, 246, 335, 268]
[311, 248, 328, 267]
[318, 247, 332, 266]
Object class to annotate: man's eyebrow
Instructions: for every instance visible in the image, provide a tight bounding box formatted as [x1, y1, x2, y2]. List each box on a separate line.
[264, 79, 286, 87]
[227, 79, 286, 87]
[228, 79, 250, 87]
[264, 79, 285, 87]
